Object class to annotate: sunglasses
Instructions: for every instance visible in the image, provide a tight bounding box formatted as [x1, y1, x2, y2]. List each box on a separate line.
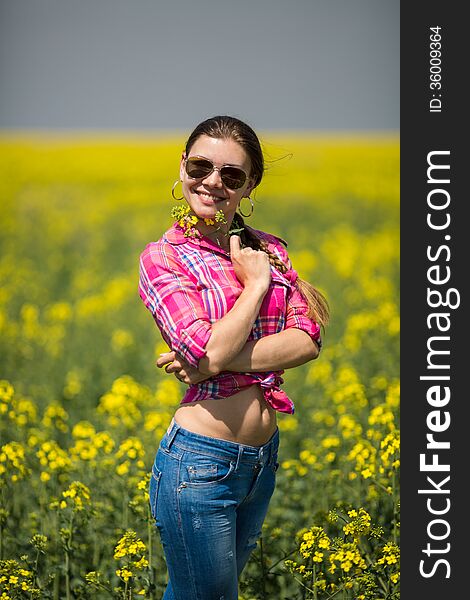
[185, 156, 249, 190]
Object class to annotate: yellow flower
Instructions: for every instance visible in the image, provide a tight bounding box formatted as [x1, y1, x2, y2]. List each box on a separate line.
[313, 551, 324, 562]
[321, 436, 340, 449]
[133, 557, 149, 569]
[114, 530, 147, 560]
[42, 404, 69, 432]
[343, 508, 371, 539]
[325, 452, 336, 463]
[72, 421, 96, 439]
[278, 415, 298, 432]
[376, 543, 400, 569]
[116, 462, 129, 476]
[116, 568, 133, 582]
[60, 481, 92, 512]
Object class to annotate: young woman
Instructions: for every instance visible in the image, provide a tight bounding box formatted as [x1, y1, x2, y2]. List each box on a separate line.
[139, 115, 328, 600]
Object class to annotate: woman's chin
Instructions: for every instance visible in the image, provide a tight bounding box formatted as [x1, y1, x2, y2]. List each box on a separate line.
[190, 202, 222, 220]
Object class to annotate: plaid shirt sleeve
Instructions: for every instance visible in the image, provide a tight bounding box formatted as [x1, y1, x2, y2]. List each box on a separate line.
[139, 242, 212, 368]
[271, 237, 322, 349]
[285, 279, 322, 349]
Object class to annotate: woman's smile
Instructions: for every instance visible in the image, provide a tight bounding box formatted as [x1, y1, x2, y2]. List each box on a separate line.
[192, 189, 227, 205]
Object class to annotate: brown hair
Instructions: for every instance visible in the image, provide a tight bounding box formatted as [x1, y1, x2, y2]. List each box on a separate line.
[185, 115, 330, 328]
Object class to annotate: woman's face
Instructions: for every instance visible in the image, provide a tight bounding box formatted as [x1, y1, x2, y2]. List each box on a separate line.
[179, 135, 255, 227]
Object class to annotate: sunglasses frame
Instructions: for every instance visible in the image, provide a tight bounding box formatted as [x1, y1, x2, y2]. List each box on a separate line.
[184, 155, 250, 190]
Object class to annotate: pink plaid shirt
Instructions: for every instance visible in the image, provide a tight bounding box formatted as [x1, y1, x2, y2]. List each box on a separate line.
[138, 222, 322, 414]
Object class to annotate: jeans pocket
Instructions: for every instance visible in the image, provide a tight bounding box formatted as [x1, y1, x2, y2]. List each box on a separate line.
[184, 453, 236, 486]
[149, 464, 162, 520]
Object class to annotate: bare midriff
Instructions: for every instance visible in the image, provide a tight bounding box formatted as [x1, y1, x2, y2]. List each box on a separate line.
[173, 383, 278, 447]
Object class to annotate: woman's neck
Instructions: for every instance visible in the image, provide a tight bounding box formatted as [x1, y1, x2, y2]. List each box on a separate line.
[196, 217, 233, 250]
[201, 227, 230, 250]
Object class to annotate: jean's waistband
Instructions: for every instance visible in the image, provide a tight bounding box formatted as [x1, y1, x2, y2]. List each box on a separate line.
[160, 418, 279, 467]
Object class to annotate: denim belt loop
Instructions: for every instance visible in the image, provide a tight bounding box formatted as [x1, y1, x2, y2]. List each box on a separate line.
[165, 419, 180, 450]
[266, 435, 276, 466]
[235, 446, 243, 471]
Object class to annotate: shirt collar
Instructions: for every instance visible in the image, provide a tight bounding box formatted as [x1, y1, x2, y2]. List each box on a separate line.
[163, 222, 289, 266]
[163, 222, 231, 256]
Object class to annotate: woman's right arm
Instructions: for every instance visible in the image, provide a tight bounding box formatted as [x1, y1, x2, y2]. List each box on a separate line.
[139, 235, 271, 378]
[197, 235, 271, 375]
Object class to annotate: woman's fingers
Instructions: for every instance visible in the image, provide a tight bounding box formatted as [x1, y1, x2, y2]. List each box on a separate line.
[156, 351, 208, 384]
[163, 356, 184, 374]
[229, 234, 241, 256]
[156, 351, 176, 368]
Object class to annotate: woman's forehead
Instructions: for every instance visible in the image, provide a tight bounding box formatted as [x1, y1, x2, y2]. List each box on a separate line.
[188, 135, 250, 167]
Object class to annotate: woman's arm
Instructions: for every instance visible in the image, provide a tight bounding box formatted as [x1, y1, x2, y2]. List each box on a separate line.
[196, 235, 271, 376]
[150, 235, 321, 383]
[140, 235, 271, 377]
[223, 328, 319, 372]
[158, 328, 318, 384]
[196, 283, 267, 375]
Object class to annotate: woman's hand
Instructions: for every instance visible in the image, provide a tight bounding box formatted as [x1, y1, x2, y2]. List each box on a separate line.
[230, 235, 271, 292]
[156, 351, 211, 385]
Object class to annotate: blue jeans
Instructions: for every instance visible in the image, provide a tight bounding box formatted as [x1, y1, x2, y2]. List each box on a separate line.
[149, 418, 280, 600]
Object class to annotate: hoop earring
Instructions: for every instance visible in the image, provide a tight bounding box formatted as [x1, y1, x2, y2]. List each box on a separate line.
[171, 180, 184, 201]
[238, 196, 254, 218]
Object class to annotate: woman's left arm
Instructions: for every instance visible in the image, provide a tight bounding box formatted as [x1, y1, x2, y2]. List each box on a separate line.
[227, 258, 323, 372]
[158, 277, 322, 380]
[158, 328, 318, 382]
[224, 327, 319, 371]
[224, 273, 322, 372]
[157, 238, 322, 382]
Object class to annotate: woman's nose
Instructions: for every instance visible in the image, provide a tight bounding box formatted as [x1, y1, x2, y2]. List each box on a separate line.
[203, 167, 223, 187]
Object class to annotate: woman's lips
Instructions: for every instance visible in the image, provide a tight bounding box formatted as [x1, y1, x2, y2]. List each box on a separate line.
[194, 190, 226, 204]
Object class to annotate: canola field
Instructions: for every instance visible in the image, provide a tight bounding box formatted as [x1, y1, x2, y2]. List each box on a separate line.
[0, 133, 399, 599]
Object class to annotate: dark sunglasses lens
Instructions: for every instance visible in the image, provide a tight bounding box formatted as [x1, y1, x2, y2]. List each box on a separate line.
[186, 158, 213, 179]
[220, 167, 246, 189]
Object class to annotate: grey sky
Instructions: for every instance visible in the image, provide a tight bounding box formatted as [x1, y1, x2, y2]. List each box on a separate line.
[0, 0, 399, 131]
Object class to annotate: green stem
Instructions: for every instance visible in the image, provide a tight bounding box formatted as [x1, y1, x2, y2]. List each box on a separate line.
[267, 546, 298, 572]
[312, 563, 317, 600]
[122, 492, 128, 530]
[259, 535, 267, 600]
[369, 477, 394, 496]
[65, 514, 74, 600]
[65, 550, 70, 600]
[53, 570, 60, 600]
[392, 470, 398, 545]
[323, 585, 349, 600]
[148, 504, 154, 587]
[53, 510, 60, 600]
[360, 541, 388, 595]
[33, 549, 41, 595]
[291, 573, 316, 595]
